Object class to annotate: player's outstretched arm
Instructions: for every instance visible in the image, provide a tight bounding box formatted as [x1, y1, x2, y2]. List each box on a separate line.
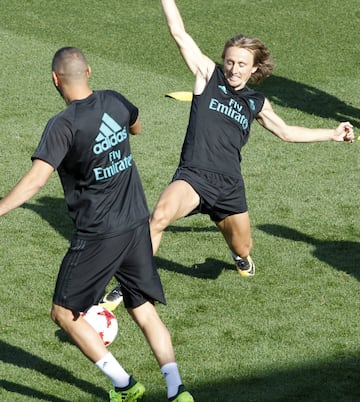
[0, 159, 54, 217]
[161, 0, 214, 81]
[256, 98, 354, 143]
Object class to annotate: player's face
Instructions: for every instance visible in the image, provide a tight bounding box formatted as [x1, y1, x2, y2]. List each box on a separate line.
[223, 47, 258, 90]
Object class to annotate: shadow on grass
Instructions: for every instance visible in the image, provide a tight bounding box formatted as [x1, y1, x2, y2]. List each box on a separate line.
[165, 225, 218, 233]
[253, 75, 360, 128]
[13, 203, 360, 400]
[23, 196, 74, 241]
[2, 338, 358, 401]
[0, 340, 107, 400]
[143, 354, 360, 402]
[155, 256, 234, 279]
[0, 380, 68, 402]
[258, 224, 360, 281]
[24, 197, 360, 282]
[24, 197, 231, 279]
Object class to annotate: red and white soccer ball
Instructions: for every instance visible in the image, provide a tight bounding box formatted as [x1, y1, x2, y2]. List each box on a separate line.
[81, 305, 118, 346]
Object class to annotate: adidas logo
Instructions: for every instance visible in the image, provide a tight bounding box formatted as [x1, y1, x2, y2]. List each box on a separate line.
[93, 113, 128, 155]
[218, 85, 227, 95]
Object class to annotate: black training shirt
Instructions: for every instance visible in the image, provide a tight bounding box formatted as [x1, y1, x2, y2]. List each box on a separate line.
[179, 65, 265, 177]
[32, 90, 149, 238]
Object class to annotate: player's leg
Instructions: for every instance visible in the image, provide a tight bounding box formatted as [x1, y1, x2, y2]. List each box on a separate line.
[216, 211, 255, 276]
[116, 222, 193, 401]
[52, 237, 145, 401]
[128, 301, 175, 367]
[150, 180, 200, 255]
[51, 304, 108, 361]
[51, 303, 145, 402]
[128, 301, 194, 401]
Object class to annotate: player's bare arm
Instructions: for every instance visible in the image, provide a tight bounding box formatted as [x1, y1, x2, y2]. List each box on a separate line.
[129, 117, 141, 135]
[161, 0, 215, 94]
[0, 159, 54, 217]
[256, 98, 354, 143]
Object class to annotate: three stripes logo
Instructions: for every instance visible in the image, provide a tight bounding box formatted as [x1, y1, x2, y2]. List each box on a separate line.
[249, 99, 255, 111]
[218, 85, 228, 95]
[93, 113, 128, 155]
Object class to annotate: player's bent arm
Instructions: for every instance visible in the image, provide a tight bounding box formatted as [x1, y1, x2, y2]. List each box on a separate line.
[129, 118, 141, 135]
[256, 98, 354, 143]
[161, 0, 214, 80]
[0, 159, 54, 217]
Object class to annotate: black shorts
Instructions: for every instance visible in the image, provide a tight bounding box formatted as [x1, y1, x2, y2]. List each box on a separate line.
[172, 167, 248, 222]
[53, 221, 165, 312]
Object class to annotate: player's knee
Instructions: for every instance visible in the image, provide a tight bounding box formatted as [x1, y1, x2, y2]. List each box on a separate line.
[129, 301, 159, 329]
[51, 305, 60, 326]
[51, 304, 74, 328]
[51, 304, 65, 326]
[150, 205, 170, 232]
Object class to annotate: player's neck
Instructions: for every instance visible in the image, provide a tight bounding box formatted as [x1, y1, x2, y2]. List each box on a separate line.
[64, 87, 93, 105]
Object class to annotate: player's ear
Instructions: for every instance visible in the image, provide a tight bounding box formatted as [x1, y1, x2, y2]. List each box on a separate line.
[86, 65, 92, 78]
[251, 65, 258, 74]
[52, 71, 60, 87]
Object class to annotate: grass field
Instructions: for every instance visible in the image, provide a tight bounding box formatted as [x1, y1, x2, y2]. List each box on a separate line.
[0, 1, 359, 401]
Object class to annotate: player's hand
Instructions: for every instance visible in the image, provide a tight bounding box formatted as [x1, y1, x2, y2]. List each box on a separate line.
[333, 122, 354, 142]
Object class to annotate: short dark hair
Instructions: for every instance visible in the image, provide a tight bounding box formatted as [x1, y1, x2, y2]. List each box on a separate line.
[52, 47, 88, 73]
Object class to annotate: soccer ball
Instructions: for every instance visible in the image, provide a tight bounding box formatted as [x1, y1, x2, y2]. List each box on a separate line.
[81, 305, 118, 346]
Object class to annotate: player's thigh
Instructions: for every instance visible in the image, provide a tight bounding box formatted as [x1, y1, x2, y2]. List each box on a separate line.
[152, 180, 200, 223]
[216, 212, 252, 248]
[54, 237, 125, 312]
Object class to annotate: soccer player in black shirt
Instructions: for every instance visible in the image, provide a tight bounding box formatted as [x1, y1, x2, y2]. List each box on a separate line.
[0, 47, 193, 402]
[149, 0, 355, 277]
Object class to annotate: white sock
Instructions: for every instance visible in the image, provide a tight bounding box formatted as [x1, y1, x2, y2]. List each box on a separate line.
[161, 362, 182, 399]
[95, 352, 130, 388]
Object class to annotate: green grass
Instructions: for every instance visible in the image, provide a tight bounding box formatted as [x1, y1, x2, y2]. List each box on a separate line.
[0, 1, 359, 401]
